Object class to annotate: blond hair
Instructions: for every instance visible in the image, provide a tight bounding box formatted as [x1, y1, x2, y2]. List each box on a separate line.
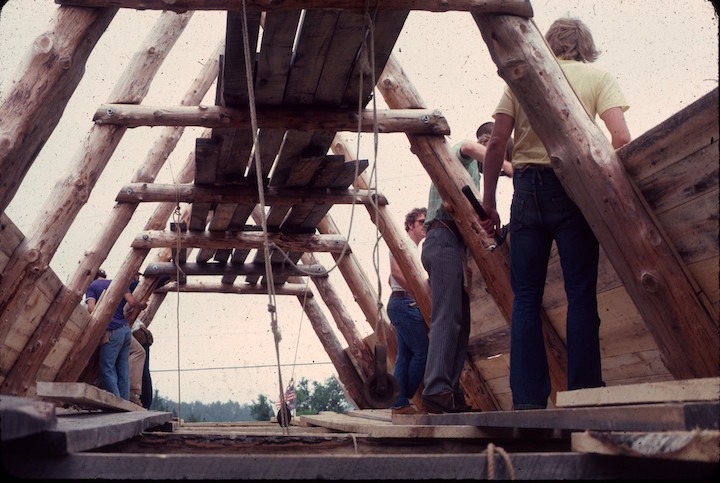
[545, 17, 600, 63]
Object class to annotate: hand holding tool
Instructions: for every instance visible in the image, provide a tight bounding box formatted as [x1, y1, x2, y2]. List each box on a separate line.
[461, 185, 508, 251]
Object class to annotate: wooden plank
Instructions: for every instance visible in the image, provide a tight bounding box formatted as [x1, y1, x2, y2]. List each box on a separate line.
[688, 256, 720, 310]
[399, 402, 720, 431]
[213, 127, 253, 184]
[0, 213, 24, 261]
[35, 305, 91, 388]
[36, 381, 146, 413]
[0, 396, 57, 442]
[196, 202, 238, 263]
[345, 408, 392, 422]
[6, 452, 717, 480]
[341, 11, 409, 107]
[193, 137, 219, 185]
[221, 11, 261, 107]
[314, 11, 367, 105]
[556, 377, 720, 408]
[267, 130, 317, 187]
[657, 188, 719, 265]
[572, 430, 720, 463]
[301, 412, 515, 439]
[637, 141, 719, 215]
[599, 350, 672, 385]
[4, 409, 172, 455]
[255, 11, 301, 104]
[272, 157, 371, 285]
[619, 88, 719, 181]
[283, 10, 341, 105]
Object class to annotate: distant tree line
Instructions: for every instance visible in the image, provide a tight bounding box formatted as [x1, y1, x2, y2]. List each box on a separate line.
[150, 376, 354, 422]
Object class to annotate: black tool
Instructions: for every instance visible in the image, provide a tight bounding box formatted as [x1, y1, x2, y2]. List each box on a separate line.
[461, 185, 508, 251]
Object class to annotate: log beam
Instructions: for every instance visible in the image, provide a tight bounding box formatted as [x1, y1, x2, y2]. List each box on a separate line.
[0, 12, 194, 380]
[116, 183, 387, 206]
[94, 104, 451, 135]
[299, 294, 370, 408]
[0, 6, 116, 212]
[131, 230, 349, 253]
[302, 253, 376, 384]
[144, 261, 327, 278]
[155, 281, 313, 296]
[55, 0, 534, 17]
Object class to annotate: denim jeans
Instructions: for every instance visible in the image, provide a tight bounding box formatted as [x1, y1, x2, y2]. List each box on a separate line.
[387, 295, 428, 407]
[509, 166, 603, 409]
[99, 324, 132, 400]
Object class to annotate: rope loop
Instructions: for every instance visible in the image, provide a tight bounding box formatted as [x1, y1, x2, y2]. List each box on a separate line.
[485, 443, 516, 480]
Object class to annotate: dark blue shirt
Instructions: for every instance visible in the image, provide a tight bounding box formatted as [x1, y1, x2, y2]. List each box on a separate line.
[85, 279, 130, 331]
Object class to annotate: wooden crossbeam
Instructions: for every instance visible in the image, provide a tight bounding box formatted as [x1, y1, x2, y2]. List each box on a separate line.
[131, 230, 348, 253]
[55, 0, 535, 17]
[94, 104, 451, 134]
[116, 183, 387, 206]
[144, 262, 327, 278]
[154, 281, 315, 295]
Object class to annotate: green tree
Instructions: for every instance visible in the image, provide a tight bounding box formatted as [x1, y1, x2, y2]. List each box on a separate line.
[293, 376, 353, 415]
[309, 376, 353, 414]
[249, 394, 273, 421]
[294, 377, 313, 415]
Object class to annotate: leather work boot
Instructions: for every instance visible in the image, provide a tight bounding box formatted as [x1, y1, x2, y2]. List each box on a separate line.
[421, 391, 456, 414]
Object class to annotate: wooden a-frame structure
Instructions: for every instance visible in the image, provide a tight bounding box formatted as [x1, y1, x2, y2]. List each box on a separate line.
[0, 0, 717, 455]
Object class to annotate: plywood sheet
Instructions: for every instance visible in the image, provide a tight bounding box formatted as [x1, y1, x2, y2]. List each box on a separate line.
[556, 377, 720, 408]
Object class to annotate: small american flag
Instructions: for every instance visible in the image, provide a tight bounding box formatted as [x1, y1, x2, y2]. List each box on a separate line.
[275, 379, 296, 411]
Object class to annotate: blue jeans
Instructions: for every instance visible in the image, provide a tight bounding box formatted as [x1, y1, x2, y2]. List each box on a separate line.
[387, 295, 428, 407]
[509, 167, 603, 409]
[99, 324, 132, 400]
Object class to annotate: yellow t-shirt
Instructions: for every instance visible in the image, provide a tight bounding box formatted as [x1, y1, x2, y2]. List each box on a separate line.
[494, 59, 629, 167]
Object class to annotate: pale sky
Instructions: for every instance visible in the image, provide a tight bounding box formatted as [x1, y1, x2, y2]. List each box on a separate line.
[1, 1, 717, 405]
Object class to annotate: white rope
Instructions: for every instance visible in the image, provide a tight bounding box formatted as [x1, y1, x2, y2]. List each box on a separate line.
[485, 443, 516, 480]
[357, 2, 386, 344]
[240, 0, 288, 434]
[166, 159, 185, 425]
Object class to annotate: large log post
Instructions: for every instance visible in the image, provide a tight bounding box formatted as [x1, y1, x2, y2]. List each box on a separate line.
[301, 252, 376, 382]
[472, 13, 718, 378]
[299, 294, 369, 408]
[1, 39, 220, 394]
[0, 11, 193, 352]
[0, 6, 117, 212]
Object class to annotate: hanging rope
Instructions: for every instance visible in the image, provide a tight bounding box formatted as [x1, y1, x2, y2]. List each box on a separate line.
[166, 158, 186, 425]
[240, 0, 288, 434]
[356, 1, 386, 346]
[172, 204, 183, 424]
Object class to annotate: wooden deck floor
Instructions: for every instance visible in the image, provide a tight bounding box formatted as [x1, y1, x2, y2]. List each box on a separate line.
[2, 379, 718, 480]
